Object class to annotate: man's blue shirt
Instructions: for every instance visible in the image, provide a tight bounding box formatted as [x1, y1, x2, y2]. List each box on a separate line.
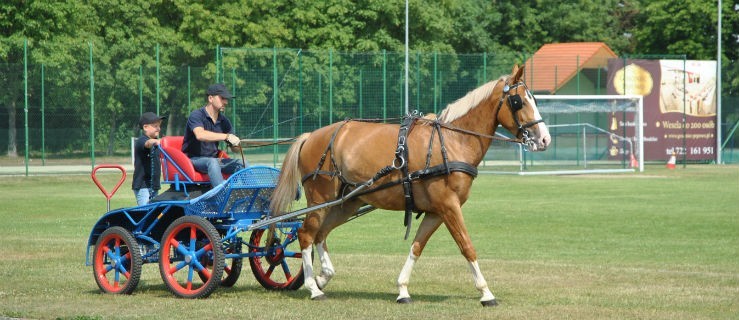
[182, 107, 233, 158]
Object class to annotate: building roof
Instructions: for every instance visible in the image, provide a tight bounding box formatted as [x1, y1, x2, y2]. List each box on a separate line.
[524, 42, 617, 94]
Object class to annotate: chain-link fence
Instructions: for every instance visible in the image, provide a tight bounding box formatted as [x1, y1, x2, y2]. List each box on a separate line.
[1, 42, 737, 175]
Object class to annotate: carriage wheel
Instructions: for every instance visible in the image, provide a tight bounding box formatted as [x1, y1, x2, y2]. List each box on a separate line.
[92, 226, 142, 295]
[219, 239, 243, 287]
[248, 226, 305, 290]
[198, 237, 242, 287]
[159, 216, 224, 298]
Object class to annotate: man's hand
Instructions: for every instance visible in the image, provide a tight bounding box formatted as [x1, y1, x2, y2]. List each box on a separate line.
[225, 134, 241, 147]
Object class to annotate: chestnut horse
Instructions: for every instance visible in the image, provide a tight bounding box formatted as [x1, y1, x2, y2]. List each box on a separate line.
[269, 64, 550, 306]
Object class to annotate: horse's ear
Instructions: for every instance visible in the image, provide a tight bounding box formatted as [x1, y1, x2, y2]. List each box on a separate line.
[511, 64, 525, 82]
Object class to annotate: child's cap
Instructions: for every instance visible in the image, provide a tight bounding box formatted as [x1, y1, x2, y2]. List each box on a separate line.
[139, 112, 166, 128]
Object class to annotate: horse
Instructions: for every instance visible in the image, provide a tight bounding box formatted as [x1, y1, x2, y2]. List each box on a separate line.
[269, 64, 550, 306]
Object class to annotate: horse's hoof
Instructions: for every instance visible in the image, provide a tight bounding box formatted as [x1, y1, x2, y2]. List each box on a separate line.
[396, 297, 413, 304]
[481, 299, 498, 307]
[311, 294, 328, 301]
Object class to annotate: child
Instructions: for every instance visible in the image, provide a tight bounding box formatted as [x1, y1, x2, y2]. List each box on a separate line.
[132, 112, 166, 205]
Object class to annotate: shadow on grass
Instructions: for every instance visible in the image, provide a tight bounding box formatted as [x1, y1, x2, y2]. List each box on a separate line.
[86, 281, 467, 304]
[219, 284, 459, 303]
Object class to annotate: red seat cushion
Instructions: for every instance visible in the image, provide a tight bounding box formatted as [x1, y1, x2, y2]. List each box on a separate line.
[159, 136, 230, 183]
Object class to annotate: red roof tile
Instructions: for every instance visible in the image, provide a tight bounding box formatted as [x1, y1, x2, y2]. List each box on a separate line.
[524, 42, 617, 93]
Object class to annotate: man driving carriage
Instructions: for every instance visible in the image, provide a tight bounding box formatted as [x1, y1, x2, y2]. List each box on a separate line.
[181, 83, 244, 186]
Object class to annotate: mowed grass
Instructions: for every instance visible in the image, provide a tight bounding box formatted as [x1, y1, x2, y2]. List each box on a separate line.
[0, 165, 737, 319]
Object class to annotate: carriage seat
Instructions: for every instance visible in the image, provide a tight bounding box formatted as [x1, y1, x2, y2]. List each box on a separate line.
[158, 136, 230, 188]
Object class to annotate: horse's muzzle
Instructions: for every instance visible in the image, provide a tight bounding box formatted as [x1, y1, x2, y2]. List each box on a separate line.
[526, 125, 551, 152]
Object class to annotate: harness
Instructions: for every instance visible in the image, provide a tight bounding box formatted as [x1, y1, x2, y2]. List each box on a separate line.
[498, 81, 545, 149]
[301, 80, 543, 239]
[300, 114, 476, 240]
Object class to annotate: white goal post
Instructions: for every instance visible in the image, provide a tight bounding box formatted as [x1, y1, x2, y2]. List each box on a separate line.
[481, 95, 644, 175]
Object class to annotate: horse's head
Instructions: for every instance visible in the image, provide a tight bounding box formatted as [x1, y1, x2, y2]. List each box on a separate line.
[495, 65, 551, 151]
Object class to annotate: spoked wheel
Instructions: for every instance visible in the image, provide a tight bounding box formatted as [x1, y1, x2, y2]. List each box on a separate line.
[248, 225, 305, 290]
[92, 226, 142, 294]
[159, 216, 224, 299]
[220, 238, 243, 287]
[198, 236, 243, 287]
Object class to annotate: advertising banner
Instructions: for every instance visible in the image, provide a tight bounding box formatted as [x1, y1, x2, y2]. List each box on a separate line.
[607, 59, 717, 161]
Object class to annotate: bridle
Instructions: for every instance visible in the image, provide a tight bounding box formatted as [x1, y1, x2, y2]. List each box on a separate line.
[415, 79, 545, 149]
[496, 80, 545, 149]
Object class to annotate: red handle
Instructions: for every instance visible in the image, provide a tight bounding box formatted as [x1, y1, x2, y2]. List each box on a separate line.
[91, 164, 127, 206]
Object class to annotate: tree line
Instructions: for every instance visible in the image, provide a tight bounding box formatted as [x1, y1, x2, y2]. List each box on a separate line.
[1, 0, 737, 157]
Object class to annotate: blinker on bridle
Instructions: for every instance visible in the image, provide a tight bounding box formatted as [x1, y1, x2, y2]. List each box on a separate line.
[498, 81, 545, 149]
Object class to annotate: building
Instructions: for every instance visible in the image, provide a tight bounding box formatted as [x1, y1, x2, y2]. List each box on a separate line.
[524, 42, 618, 95]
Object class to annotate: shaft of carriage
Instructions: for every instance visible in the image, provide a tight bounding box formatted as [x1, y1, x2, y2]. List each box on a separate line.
[248, 182, 373, 231]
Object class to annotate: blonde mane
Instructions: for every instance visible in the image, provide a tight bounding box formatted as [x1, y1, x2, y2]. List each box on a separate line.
[438, 77, 504, 123]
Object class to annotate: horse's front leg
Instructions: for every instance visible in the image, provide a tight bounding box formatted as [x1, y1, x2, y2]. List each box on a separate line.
[441, 207, 497, 306]
[397, 214, 442, 303]
[468, 260, 497, 306]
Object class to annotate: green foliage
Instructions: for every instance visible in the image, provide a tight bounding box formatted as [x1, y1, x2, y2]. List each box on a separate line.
[1, 0, 737, 157]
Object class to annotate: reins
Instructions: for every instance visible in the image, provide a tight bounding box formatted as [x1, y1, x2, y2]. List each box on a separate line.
[238, 137, 298, 149]
[273, 77, 543, 239]
[418, 117, 524, 144]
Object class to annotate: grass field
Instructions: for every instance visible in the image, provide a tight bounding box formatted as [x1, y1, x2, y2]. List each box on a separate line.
[0, 165, 737, 319]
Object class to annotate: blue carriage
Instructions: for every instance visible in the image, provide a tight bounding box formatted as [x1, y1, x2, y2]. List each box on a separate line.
[86, 137, 304, 298]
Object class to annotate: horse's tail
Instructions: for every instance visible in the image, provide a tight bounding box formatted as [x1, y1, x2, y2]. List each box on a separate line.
[269, 132, 310, 216]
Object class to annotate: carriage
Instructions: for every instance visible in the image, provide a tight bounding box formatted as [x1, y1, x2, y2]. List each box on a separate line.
[86, 65, 551, 305]
[86, 137, 305, 298]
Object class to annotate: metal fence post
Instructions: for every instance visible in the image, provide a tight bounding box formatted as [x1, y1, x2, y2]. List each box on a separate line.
[272, 47, 278, 166]
[433, 51, 438, 114]
[329, 48, 333, 124]
[383, 49, 387, 120]
[41, 64, 46, 166]
[89, 41, 96, 169]
[24, 38, 29, 176]
[156, 44, 160, 115]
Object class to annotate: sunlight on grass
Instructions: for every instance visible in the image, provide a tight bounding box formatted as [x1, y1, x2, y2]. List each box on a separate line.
[0, 165, 736, 319]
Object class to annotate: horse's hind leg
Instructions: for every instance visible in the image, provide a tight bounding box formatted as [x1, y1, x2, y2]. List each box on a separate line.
[299, 210, 327, 300]
[314, 241, 332, 290]
[313, 200, 361, 290]
[299, 200, 361, 300]
[397, 213, 443, 303]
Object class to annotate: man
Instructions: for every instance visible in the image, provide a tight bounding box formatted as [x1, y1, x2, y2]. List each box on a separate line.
[182, 83, 244, 186]
[132, 112, 165, 205]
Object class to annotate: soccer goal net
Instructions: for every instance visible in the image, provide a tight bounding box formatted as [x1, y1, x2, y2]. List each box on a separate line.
[480, 95, 644, 175]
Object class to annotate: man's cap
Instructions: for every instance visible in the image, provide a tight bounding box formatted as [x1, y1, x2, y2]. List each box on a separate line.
[206, 83, 234, 99]
[139, 112, 166, 127]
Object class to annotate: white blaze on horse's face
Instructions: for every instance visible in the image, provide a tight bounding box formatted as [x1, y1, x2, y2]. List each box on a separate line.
[522, 90, 551, 151]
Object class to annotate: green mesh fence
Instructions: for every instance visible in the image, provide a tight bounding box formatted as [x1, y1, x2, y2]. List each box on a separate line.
[1, 45, 737, 175]
[213, 48, 523, 165]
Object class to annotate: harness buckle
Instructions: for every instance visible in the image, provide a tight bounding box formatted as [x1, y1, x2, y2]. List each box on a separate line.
[393, 155, 406, 169]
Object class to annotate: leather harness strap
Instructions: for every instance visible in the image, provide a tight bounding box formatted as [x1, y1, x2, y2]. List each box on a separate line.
[300, 114, 479, 240]
[396, 114, 417, 239]
[307, 120, 350, 182]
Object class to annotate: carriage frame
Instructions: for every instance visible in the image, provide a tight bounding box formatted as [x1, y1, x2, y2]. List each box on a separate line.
[85, 141, 308, 298]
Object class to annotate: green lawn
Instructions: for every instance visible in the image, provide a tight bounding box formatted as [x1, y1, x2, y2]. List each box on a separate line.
[0, 165, 737, 319]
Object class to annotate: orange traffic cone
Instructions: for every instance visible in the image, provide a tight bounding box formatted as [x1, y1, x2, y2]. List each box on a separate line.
[666, 152, 676, 169]
[630, 154, 638, 168]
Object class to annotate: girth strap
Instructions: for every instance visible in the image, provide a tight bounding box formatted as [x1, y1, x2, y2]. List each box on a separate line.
[396, 113, 418, 240]
[298, 113, 479, 240]
[350, 161, 477, 197]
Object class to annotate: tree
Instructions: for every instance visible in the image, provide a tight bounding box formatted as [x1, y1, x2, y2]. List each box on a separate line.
[489, 0, 640, 55]
[0, 0, 97, 157]
[2, 0, 736, 158]
[632, 0, 739, 121]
